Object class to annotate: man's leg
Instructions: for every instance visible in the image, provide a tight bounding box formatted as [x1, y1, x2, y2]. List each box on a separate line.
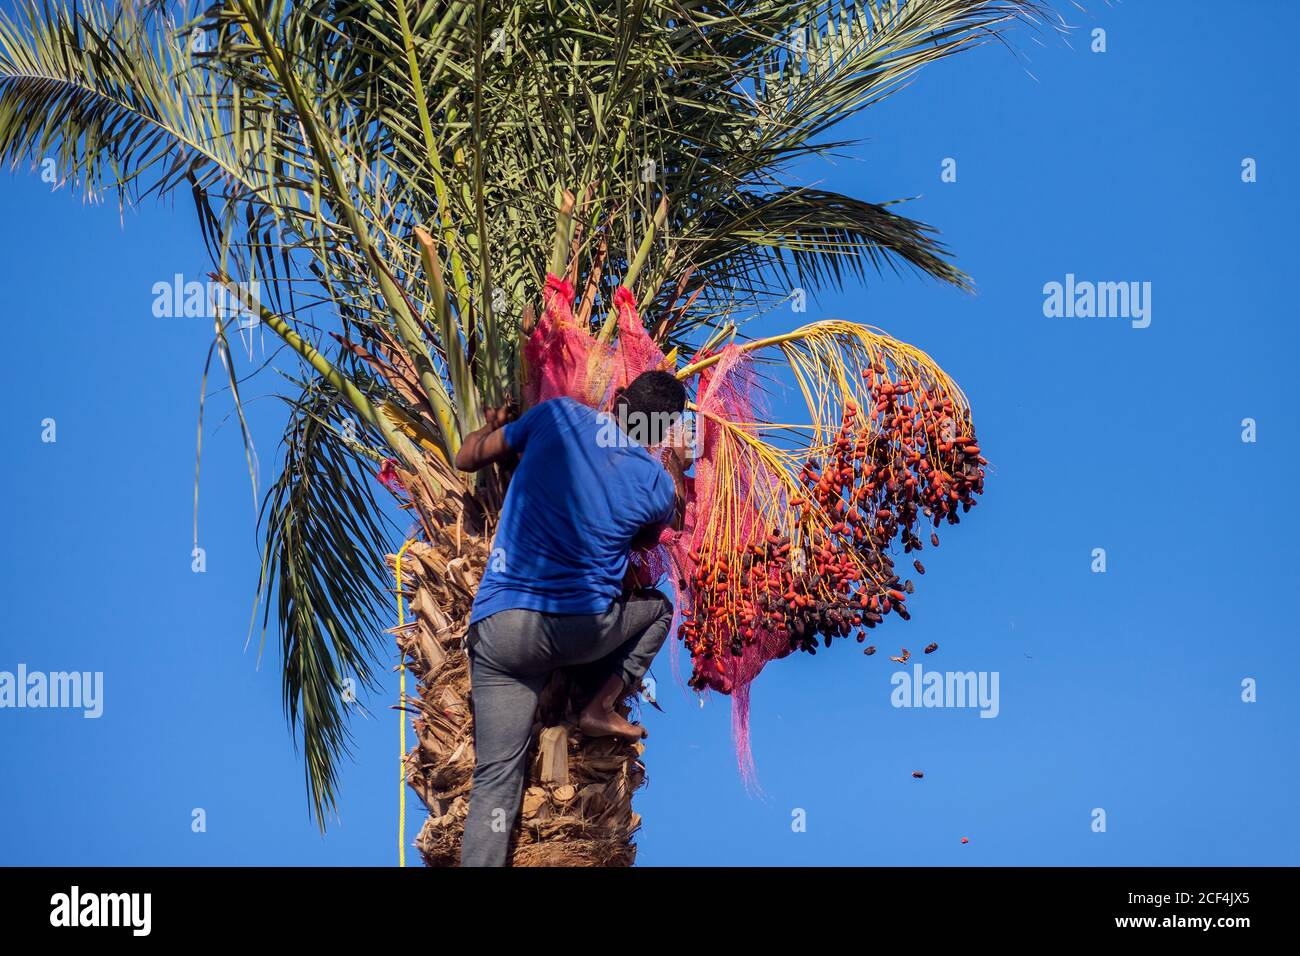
[460, 613, 549, 867]
[604, 587, 675, 690]
[573, 588, 674, 739]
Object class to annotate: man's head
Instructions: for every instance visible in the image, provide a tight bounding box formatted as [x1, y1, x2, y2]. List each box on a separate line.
[613, 370, 687, 446]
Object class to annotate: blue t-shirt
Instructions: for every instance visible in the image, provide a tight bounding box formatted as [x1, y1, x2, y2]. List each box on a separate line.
[469, 396, 677, 624]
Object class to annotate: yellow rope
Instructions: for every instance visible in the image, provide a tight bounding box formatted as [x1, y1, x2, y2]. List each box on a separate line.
[395, 539, 414, 867]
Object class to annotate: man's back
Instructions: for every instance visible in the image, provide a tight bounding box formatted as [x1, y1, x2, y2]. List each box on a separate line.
[469, 396, 675, 625]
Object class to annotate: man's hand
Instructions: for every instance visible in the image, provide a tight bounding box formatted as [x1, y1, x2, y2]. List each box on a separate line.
[630, 446, 688, 549]
[667, 431, 696, 469]
[454, 404, 517, 472]
[659, 448, 688, 533]
[483, 405, 512, 431]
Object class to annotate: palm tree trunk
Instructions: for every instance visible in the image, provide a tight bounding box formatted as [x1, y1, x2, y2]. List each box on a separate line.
[389, 537, 647, 866]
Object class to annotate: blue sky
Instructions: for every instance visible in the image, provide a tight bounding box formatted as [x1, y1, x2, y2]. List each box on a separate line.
[2, 2, 1298, 866]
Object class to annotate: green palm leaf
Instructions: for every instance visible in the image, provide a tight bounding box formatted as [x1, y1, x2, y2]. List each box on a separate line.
[254, 371, 397, 826]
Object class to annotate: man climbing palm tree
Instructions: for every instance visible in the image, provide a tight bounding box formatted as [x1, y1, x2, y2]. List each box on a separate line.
[453, 370, 687, 866]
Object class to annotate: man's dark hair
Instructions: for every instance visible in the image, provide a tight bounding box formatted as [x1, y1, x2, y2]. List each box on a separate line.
[616, 370, 687, 445]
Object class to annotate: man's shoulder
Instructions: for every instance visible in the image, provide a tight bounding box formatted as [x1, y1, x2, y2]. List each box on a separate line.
[519, 395, 592, 432]
[542, 395, 597, 420]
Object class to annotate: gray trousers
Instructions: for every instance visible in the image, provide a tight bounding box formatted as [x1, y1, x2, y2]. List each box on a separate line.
[459, 588, 673, 867]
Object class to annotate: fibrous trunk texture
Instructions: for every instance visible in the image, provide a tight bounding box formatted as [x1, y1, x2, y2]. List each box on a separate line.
[388, 538, 647, 866]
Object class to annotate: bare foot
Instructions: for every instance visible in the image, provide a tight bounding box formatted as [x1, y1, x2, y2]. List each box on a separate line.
[578, 707, 647, 741]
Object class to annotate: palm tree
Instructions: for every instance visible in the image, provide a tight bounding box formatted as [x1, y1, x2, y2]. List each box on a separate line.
[0, 0, 1044, 865]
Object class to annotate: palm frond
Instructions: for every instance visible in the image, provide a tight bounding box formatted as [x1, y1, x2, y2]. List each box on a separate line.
[253, 371, 396, 826]
[672, 187, 972, 329]
[681, 318, 972, 558]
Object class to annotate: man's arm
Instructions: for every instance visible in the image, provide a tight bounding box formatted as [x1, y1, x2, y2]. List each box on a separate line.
[661, 448, 688, 533]
[630, 447, 688, 548]
[454, 405, 516, 472]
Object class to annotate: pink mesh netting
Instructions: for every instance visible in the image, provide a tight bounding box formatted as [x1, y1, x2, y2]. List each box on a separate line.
[678, 344, 791, 782]
[525, 278, 667, 408]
